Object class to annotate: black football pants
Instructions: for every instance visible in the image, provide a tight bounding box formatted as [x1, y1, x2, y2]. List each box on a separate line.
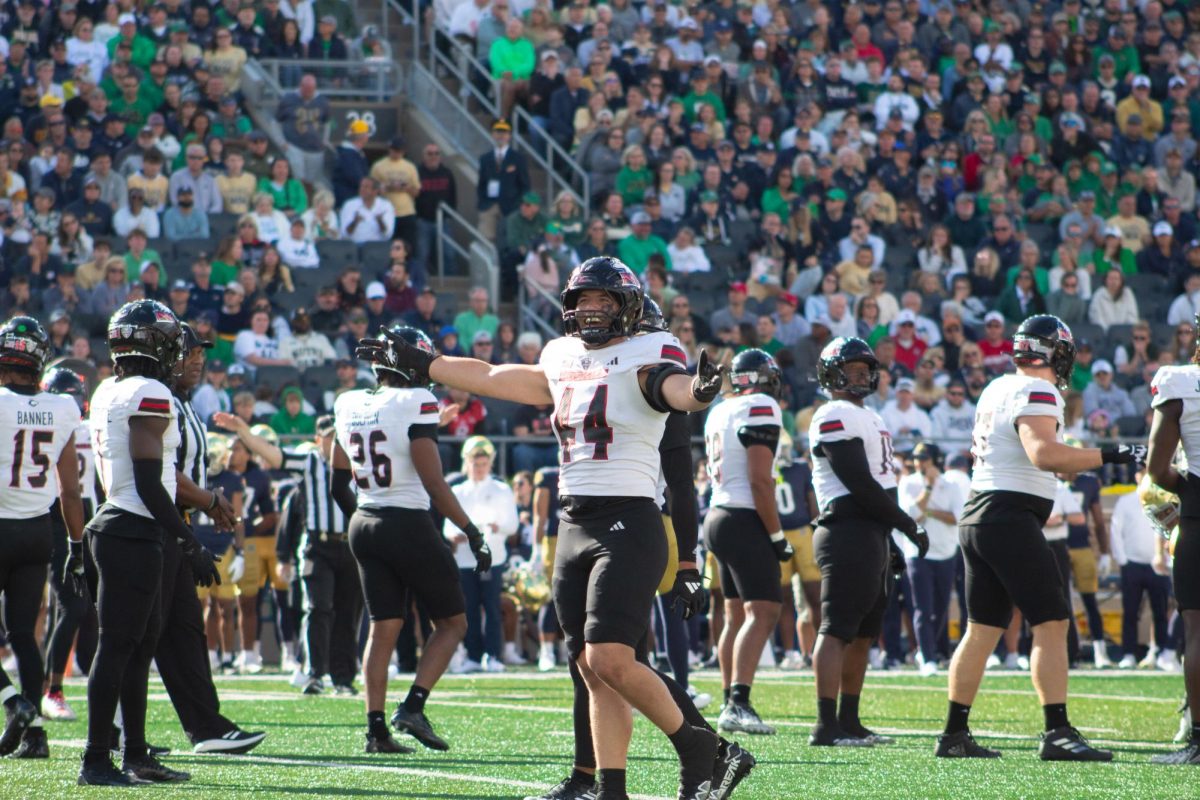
[301, 539, 362, 685]
[0, 516, 52, 706]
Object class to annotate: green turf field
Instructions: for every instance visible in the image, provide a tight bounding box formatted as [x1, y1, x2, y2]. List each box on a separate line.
[6, 669, 1195, 799]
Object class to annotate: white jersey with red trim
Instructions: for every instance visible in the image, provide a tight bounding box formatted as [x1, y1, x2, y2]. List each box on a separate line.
[540, 330, 685, 498]
[0, 387, 81, 518]
[75, 419, 97, 507]
[808, 400, 896, 512]
[334, 386, 439, 510]
[970, 374, 1063, 500]
[90, 375, 179, 519]
[705, 393, 783, 509]
[1150, 364, 1200, 478]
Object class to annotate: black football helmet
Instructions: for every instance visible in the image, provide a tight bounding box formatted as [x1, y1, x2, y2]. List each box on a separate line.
[817, 336, 880, 398]
[561, 257, 644, 346]
[729, 348, 782, 398]
[366, 324, 436, 387]
[107, 300, 183, 381]
[41, 366, 88, 415]
[638, 297, 667, 333]
[0, 316, 51, 374]
[1012, 314, 1075, 390]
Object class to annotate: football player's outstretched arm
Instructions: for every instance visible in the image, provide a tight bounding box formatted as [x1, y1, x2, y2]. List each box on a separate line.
[54, 433, 85, 544]
[429, 357, 554, 405]
[644, 348, 725, 413]
[213, 412, 285, 470]
[1018, 415, 1143, 473]
[329, 441, 358, 519]
[1147, 399, 1183, 493]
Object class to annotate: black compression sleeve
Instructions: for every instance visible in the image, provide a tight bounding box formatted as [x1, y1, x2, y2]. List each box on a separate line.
[820, 439, 916, 535]
[331, 467, 358, 518]
[642, 363, 689, 413]
[275, 488, 302, 563]
[408, 423, 438, 441]
[661, 442, 698, 560]
[737, 424, 781, 452]
[132, 458, 198, 545]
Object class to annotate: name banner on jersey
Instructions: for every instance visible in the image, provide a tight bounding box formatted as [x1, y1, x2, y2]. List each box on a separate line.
[818, 420, 845, 433]
[1028, 392, 1057, 406]
[660, 345, 686, 365]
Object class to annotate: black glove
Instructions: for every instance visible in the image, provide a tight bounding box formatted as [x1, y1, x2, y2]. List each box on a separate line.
[356, 325, 439, 382]
[769, 531, 794, 562]
[65, 538, 87, 596]
[464, 523, 492, 573]
[690, 349, 724, 404]
[889, 545, 906, 580]
[905, 524, 930, 559]
[183, 540, 222, 587]
[668, 568, 705, 620]
[1100, 444, 1147, 465]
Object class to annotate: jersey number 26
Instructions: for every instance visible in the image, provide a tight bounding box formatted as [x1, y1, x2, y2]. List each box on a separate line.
[348, 431, 391, 488]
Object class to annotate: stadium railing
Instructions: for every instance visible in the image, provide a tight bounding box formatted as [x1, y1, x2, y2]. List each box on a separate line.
[437, 202, 500, 303]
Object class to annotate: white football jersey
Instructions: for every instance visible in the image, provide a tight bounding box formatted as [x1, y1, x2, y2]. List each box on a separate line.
[1151, 365, 1200, 478]
[540, 330, 684, 498]
[90, 375, 179, 519]
[705, 393, 783, 509]
[0, 387, 81, 518]
[970, 374, 1062, 500]
[809, 400, 896, 512]
[334, 385, 440, 509]
[75, 419, 97, 507]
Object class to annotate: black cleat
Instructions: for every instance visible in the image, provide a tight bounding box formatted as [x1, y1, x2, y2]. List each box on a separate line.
[193, 729, 267, 754]
[1149, 740, 1200, 765]
[935, 729, 1001, 758]
[1039, 726, 1113, 761]
[522, 776, 597, 800]
[365, 732, 415, 754]
[0, 695, 37, 756]
[844, 724, 895, 745]
[391, 706, 449, 751]
[108, 724, 170, 757]
[809, 722, 874, 747]
[123, 754, 191, 782]
[710, 738, 756, 799]
[11, 726, 49, 758]
[148, 742, 172, 757]
[678, 726, 719, 800]
[333, 684, 359, 697]
[302, 677, 325, 695]
[79, 756, 143, 786]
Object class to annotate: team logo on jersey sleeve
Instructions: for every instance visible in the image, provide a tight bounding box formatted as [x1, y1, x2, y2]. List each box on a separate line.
[1028, 391, 1057, 405]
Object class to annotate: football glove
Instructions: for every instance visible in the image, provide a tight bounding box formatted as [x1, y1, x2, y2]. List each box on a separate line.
[769, 530, 794, 562]
[65, 538, 87, 596]
[1138, 473, 1181, 540]
[668, 568, 705, 620]
[356, 325, 439, 383]
[227, 548, 246, 583]
[889, 545, 906, 581]
[905, 524, 930, 559]
[1097, 553, 1112, 575]
[184, 540, 222, 587]
[1100, 444, 1147, 465]
[690, 349, 725, 404]
[464, 523, 492, 573]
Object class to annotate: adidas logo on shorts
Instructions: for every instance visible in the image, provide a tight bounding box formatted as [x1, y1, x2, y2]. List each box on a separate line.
[609, 521, 625, 531]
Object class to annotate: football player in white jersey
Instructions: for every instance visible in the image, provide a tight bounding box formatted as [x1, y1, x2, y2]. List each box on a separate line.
[80, 300, 219, 786]
[807, 336, 929, 748]
[332, 325, 491, 755]
[704, 348, 788, 736]
[1147, 322, 1200, 764]
[939, 314, 1142, 762]
[39, 367, 95, 725]
[0, 319, 84, 760]
[370, 257, 726, 800]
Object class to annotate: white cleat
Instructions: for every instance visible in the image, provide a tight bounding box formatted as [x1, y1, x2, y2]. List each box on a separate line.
[241, 651, 264, 674]
[868, 648, 884, 670]
[502, 643, 527, 666]
[1118, 654, 1137, 670]
[686, 685, 712, 711]
[985, 654, 1001, 670]
[1156, 649, 1182, 673]
[537, 643, 557, 672]
[452, 658, 482, 675]
[779, 651, 806, 670]
[1003, 653, 1021, 670]
[42, 691, 77, 721]
[918, 659, 939, 677]
[482, 655, 506, 673]
[1092, 641, 1114, 669]
[1139, 649, 1159, 670]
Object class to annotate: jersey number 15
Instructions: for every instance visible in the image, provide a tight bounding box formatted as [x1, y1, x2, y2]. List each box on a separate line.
[11, 430, 53, 489]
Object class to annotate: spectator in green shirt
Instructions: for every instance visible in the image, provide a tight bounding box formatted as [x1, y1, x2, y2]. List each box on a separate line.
[1095, 25, 1139, 81]
[615, 145, 653, 209]
[753, 314, 785, 356]
[270, 386, 316, 436]
[1092, 227, 1137, 275]
[108, 13, 157, 68]
[453, 287, 501, 345]
[491, 18, 535, 119]
[681, 71, 725, 124]
[618, 211, 671, 272]
[258, 158, 309, 216]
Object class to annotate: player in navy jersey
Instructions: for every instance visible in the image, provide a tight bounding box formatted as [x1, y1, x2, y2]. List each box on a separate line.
[773, 432, 821, 669]
[1061, 458, 1111, 669]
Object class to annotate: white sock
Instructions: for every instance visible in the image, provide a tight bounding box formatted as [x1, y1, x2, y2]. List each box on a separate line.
[209, 649, 219, 661]
[252, 641, 262, 657]
[0, 685, 17, 705]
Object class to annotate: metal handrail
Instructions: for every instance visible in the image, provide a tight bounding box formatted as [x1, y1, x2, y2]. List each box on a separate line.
[516, 267, 562, 339]
[437, 202, 500, 303]
[379, 0, 420, 63]
[431, 39, 501, 119]
[512, 106, 589, 211]
[408, 60, 493, 159]
[254, 58, 401, 100]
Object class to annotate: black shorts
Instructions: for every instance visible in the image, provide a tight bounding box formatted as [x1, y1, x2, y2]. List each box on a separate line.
[812, 520, 889, 642]
[1174, 519, 1200, 611]
[703, 507, 781, 603]
[959, 492, 1069, 628]
[553, 497, 666, 658]
[348, 507, 465, 622]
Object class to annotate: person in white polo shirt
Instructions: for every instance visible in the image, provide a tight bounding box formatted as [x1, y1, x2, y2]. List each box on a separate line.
[881, 377, 932, 451]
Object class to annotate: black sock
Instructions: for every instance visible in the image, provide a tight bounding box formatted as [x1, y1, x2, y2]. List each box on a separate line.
[596, 768, 626, 796]
[49, 684, 63, 695]
[838, 693, 861, 729]
[1043, 703, 1069, 732]
[667, 721, 699, 755]
[723, 686, 730, 704]
[404, 685, 430, 714]
[367, 711, 389, 738]
[571, 768, 595, 787]
[657, 668, 715, 733]
[1191, 722, 1200, 743]
[818, 697, 838, 726]
[730, 683, 751, 706]
[944, 701, 971, 735]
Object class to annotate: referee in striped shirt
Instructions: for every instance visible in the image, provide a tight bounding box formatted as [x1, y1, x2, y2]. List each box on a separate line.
[215, 411, 364, 696]
[161, 323, 266, 754]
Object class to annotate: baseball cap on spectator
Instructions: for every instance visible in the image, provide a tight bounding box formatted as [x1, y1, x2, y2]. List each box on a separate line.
[170, 279, 189, 292]
[631, 211, 651, 225]
[461, 435, 495, 460]
[689, 122, 706, 133]
[1091, 359, 1113, 375]
[207, 359, 226, 373]
[984, 310, 1005, 326]
[596, 108, 614, 122]
[826, 187, 847, 201]
[389, 135, 406, 150]
[895, 309, 917, 326]
[419, 286, 437, 296]
[49, 309, 70, 325]
[1077, 190, 1095, 201]
[704, 55, 722, 67]
[348, 119, 370, 136]
[729, 282, 748, 295]
[1049, 61, 1067, 75]
[118, 12, 136, 24]
[319, 14, 337, 24]
[139, 261, 159, 276]
[1170, 76, 1187, 89]
[777, 292, 798, 307]
[1132, 74, 1151, 89]
[679, 17, 699, 30]
[365, 281, 386, 300]
[1060, 112, 1083, 128]
[700, 190, 719, 203]
[473, 331, 493, 345]
[40, 94, 62, 108]
[1154, 221, 1174, 237]
[715, 19, 731, 31]
[813, 314, 834, 330]
[224, 281, 245, 295]
[197, 309, 219, 326]
[717, 140, 735, 150]
[1108, 25, 1126, 38]
[247, 131, 268, 142]
[522, 191, 542, 206]
[227, 364, 247, 377]
[541, 50, 558, 62]
[492, 119, 511, 132]
[896, 378, 915, 393]
[545, 221, 563, 234]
